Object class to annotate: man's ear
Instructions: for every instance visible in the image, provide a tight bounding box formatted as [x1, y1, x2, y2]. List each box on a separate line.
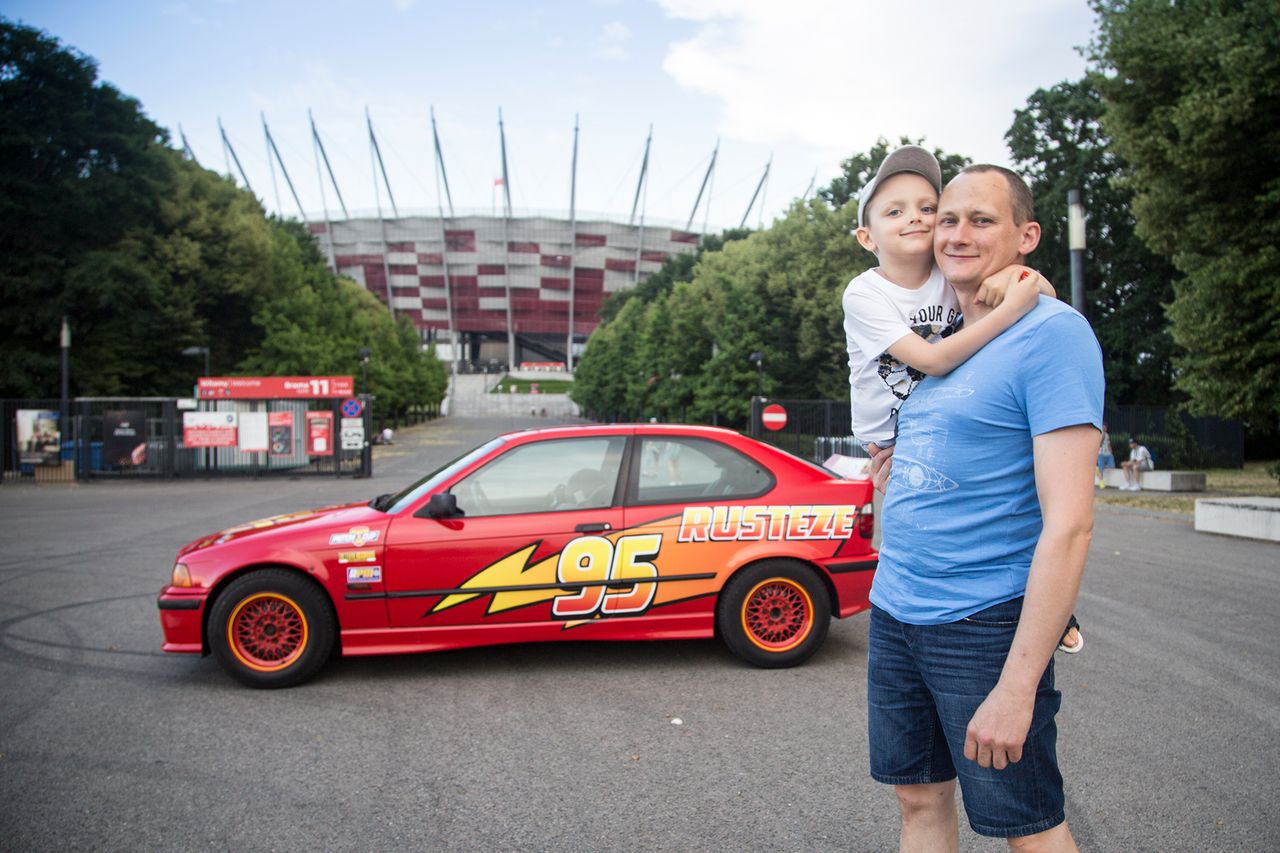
[854, 226, 878, 256]
[1018, 221, 1042, 256]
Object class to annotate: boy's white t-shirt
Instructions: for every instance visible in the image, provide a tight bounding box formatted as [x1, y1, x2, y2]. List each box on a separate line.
[842, 266, 962, 445]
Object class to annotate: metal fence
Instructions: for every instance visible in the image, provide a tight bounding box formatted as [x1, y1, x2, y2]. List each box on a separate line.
[748, 398, 1244, 469]
[2, 397, 374, 484]
[1102, 404, 1242, 469]
[747, 398, 868, 463]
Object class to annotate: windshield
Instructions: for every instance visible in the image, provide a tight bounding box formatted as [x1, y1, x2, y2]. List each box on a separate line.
[380, 437, 506, 514]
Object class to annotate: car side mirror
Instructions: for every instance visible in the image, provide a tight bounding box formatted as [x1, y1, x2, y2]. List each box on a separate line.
[417, 492, 461, 519]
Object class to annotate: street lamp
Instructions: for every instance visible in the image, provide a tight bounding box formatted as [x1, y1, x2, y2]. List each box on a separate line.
[748, 351, 764, 398]
[358, 347, 372, 396]
[1068, 189, 1087, 318]
[61, 317, 71, 459]
[181, 346, 210, 378]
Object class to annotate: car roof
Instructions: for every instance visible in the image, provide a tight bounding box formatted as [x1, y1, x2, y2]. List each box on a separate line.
[502, 423, 745, 441]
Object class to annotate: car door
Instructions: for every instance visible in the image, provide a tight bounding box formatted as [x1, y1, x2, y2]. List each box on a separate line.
[382, 434, 628, 631]
[617, 435, 778, 616]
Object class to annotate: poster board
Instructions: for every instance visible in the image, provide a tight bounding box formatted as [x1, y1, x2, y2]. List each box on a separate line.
[15, 409, 60, 466]
[103, 410, 147, 466]
[305, 411, 333, 456]
[238, 412, 269, 452]
[269, 411, 294, 457]
[183, 412, 238, 448]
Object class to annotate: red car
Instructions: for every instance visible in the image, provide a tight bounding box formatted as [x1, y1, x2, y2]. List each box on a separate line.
[158, 424, 877, 687]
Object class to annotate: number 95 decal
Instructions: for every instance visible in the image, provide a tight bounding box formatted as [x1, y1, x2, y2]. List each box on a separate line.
[553, 534, 661, 619]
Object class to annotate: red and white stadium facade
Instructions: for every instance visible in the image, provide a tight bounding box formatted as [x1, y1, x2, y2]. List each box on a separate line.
[311, 215, 701, 367]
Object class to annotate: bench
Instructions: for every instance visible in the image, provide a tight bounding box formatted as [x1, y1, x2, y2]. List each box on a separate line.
[1101, 469, 1206, 491]
[1195, 497, 1280, 542]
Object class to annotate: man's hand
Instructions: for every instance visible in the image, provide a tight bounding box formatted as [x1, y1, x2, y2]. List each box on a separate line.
[976, 265, 1041, 309]
[963, 682, 1035, 770]
[866, 442, 895, 494]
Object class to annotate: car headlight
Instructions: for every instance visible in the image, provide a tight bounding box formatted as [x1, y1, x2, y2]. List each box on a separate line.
[171, 563, 193, 588]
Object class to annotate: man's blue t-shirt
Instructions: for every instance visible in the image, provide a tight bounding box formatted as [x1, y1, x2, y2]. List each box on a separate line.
[872, 297, 1104, 625]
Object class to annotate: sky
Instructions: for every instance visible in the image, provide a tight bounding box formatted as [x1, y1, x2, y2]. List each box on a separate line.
[5, 0, 1098, 231]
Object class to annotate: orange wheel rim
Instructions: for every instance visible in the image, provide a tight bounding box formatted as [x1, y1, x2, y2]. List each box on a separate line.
[227, 592, 309, 672]
[740, 577, 813, 652]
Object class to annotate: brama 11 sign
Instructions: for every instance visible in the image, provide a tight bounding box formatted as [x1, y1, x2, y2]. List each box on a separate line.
[197, 376, 354, 400]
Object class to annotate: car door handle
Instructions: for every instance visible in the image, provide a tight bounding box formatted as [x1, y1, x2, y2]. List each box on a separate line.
[575, 522, 612, 533]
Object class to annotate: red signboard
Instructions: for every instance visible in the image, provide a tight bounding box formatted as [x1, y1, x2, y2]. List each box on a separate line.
[306, 411, 334, 456]
[197, 376, 355, 400]
[762, 403, 788, 431]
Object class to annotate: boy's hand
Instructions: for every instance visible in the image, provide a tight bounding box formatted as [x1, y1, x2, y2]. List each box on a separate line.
[976, 265, 1041, 309]
[867, 442, 895, 494]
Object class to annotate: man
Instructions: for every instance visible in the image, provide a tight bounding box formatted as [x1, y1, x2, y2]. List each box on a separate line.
[1120, 437, 1153, 490]
[866, 165, 1103, 851]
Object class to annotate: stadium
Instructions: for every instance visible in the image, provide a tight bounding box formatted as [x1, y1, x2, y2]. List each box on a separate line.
[316, 214, 701, 370]
[203, 113, 776, 371]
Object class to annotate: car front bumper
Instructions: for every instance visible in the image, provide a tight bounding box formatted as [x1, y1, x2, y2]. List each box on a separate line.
[157, 587, 207, 653]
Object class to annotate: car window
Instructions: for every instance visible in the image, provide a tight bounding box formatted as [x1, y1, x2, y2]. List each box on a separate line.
[451, 436, 626, 517]
[384, 437, 505, 514]
[631, 437, 773, 505]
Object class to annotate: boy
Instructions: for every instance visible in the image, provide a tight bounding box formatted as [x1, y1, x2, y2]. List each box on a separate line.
[843, 144, 1082, 653]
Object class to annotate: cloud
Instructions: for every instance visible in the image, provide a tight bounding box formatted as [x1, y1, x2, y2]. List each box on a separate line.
[596, 20, 633, 61]
[655, 0, 1093, 165]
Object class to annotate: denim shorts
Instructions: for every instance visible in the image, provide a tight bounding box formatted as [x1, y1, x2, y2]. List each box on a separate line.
[867, 598, 1065, 838]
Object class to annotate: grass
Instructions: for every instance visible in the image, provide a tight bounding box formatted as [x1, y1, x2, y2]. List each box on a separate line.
[489, 376, 574, 395]
[1094, 460, 1280, 515]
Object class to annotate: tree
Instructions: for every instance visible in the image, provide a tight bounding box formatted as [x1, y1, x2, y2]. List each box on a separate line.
[1006, 76, 1181, 405]
[0, 20, 446, 413]
[0, 19, 172, 396]
[819, 136, 969, 209]
[597, 227, 751, 323]
[1090, 0, 1280, 426]
[242, 220, 447, 419]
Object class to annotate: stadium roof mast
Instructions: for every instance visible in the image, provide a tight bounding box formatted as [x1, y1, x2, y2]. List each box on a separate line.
[261, 113, 284, 217]
[686, 139, 718, 233]
[178, 124, 197, 162]
[430, 106, 458, 381]
[309, 110, 347, 271]
[498, 108, 515, 370]
[740, 155, 772, 229]
[261, 117, 307, 221]
[366, 107, 396, 321]
[631, 125, 653, 287]
[566, 114, 579, 372]
[218, 117, 253, 194]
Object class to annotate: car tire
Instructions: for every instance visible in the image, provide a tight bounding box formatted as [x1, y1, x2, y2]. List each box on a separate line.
[208, 568, 335, 688]
[716, 560, 830, 668]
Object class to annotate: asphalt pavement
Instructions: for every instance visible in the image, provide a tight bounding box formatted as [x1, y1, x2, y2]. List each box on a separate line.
[1, 415, 1277, 851]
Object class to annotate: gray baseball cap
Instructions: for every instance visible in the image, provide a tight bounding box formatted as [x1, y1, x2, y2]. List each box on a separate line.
[856, 145, 943, 227]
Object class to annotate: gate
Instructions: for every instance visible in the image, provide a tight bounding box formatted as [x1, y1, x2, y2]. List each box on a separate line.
[2, 397, 373, 483]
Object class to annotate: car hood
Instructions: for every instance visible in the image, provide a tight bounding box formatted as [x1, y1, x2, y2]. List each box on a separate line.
[177, 501, 377, 556]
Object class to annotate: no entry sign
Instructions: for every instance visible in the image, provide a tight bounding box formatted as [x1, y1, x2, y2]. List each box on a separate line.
[762, 403, 788, 431]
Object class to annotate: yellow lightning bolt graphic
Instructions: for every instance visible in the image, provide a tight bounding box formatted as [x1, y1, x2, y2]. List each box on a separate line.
[431, 543, 564, 615]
